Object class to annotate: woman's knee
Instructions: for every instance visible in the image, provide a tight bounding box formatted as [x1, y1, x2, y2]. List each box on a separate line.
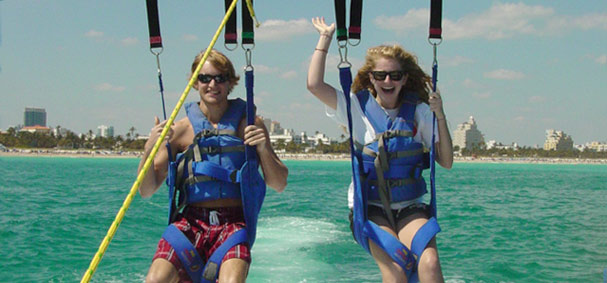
[418, 249, 441, 273]
[380, 268, 407, 283]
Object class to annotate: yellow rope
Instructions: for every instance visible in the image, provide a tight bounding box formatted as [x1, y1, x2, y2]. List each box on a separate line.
[245, 0, 261, 28]
[80, 0, 241, 281]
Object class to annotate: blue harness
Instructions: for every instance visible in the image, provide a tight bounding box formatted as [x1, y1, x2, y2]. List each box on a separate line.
[162, 70, 266, 282]
[339, 68, 440, 282]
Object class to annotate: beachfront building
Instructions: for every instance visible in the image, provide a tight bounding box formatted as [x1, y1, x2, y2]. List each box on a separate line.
[19, 125, 51, 134]
[306, 132, 331, 146]
[587, 141, 607, 152]
[97, 125, 114, 138]
[486, 140, 519, 150]
[544, 129, 573, 151]
[453, 116, 485, 150]
[24, 107, 47, 127]
[269, 128, 295, 144]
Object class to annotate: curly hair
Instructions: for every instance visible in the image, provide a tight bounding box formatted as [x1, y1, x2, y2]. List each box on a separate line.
[191, 49, 240, 94]
[351, 44, 431, 104]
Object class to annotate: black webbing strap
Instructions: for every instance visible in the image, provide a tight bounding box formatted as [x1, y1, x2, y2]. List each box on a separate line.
[348, 0, 363, 44]
[429, 0, 442, 39]
[335, 0, 363, 45]
[334, 0, 347, 43]
[374, 135, 396, 229]
[145, 0, 162, 49]
[241, 0, 254, 45]
[224, 0, 238, 50]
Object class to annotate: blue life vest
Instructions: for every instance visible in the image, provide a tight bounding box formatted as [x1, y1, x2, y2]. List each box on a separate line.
[357, 90, 428, 209]
[166, 99, 247, 220]
[162, 97, 267, 283]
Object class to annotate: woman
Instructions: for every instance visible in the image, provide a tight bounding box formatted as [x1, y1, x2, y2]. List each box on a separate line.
[307, 17, 452, 282]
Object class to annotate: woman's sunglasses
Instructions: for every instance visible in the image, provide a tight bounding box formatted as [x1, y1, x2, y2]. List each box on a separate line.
[197, 74, 229, 84]
[370, 71, 405, 81]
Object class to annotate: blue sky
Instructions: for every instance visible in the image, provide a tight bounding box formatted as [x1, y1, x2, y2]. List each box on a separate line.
[0, 1, 606, 146]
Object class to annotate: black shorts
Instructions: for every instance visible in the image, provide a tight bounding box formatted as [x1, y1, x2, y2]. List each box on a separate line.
[348, 203, 430, 237]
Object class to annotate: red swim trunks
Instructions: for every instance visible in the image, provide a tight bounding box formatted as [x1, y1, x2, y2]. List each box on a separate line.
[152, 206, 251, 282]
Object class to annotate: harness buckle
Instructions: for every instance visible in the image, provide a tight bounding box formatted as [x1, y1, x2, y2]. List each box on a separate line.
[202, 262, 219, 281]
[200, 129, 219, 137]
[205, 146, 220, 154]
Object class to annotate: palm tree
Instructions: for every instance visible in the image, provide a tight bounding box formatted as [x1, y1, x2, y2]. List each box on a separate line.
[129, 127, 136, 140]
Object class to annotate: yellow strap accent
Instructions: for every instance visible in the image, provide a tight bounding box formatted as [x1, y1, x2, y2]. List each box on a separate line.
[79, 1, 241, 282]
[245, 0, 260, 28]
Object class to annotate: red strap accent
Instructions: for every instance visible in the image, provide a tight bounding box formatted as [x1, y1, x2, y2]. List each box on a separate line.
[348, 26, 361, 33]
[225, 33, 237, 40]
[149, 36, 162, 44]
[429, 28, 442, 36]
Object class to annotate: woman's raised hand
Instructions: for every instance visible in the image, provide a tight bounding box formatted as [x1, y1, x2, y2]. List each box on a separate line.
[312, 17, 335, 37]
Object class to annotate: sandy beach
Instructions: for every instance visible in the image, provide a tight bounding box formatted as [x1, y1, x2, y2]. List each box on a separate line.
[2, 148, 606, 164]
[0, 148, 142, 158]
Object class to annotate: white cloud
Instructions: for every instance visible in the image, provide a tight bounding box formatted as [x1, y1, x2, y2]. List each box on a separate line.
[445, 3, 553, 40]
[374, 8, 428, 34]
[183, 34, 198, 42]
[484, 69, 525, 80]
[94, 83, 125, 92]
[529, 96, 546, 103]
[547, 13, 607, 32]
[596, 54, 607, 65]
[375, 3, 607, 40]
[462, 78, 482, 89]
[280, 70, 297, 79]
[472, 91, 491, 99]
[84, 30, 104, 38]
[256, 18, 314, 41]
[254, 64, 280, 74]
[121, 37, 138, 46]
[443, 55, 474, 67]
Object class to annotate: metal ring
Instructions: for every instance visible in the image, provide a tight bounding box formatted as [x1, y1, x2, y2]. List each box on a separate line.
[241, 43, 255, 51]
[428, 38, 443, 46]
[224, 43, 238, 51]
[348, 38, 361, 47]
[150, 47, 164, 56]
[338, 61, 352, 68]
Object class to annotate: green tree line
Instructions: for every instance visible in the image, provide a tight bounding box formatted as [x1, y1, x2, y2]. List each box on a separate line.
[0, 127, 145, 151]
[458, 145, 607, 159]
[2, 127, 606, 158]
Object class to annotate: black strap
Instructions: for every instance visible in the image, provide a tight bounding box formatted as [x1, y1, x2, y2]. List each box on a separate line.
[348, 0, 363, 41]
[145, 0, 162, 49]
[334, 0, 347, 42]
[224, 0, 238, 47]
[242, 0, 254, 45]
[429, 0, 442, 39]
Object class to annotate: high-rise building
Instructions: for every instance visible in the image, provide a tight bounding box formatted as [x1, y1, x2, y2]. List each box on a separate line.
[97, 125, 115, 138]
[544, 129, 573, 151]
[453, 116, 485, 150]
[24, 107, 46, 127]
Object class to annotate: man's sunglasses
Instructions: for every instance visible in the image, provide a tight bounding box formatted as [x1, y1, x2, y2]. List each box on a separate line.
[197, 74, 229, 84]
[370, 71, 405, 81]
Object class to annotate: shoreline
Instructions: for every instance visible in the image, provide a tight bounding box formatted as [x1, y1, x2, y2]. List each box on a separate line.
[1, 150, 606, 164]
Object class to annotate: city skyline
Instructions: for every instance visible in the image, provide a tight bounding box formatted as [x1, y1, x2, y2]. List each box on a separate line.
[1, 1, 606, 146]
[4, 108, 605, 149]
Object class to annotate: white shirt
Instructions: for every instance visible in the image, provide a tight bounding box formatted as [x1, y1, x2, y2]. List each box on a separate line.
[326, 89, 438, 209]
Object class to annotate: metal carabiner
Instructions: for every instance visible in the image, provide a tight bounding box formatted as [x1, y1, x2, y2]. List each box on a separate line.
[337, 45, 352, 68]
[244, 48, 254, 71]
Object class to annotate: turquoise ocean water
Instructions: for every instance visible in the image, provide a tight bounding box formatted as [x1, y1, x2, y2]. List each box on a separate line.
[1, 156, 606, 282]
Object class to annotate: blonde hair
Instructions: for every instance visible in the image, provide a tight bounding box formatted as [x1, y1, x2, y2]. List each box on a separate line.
[351, 44, 431, 104]
[191, 49, 240, 93]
